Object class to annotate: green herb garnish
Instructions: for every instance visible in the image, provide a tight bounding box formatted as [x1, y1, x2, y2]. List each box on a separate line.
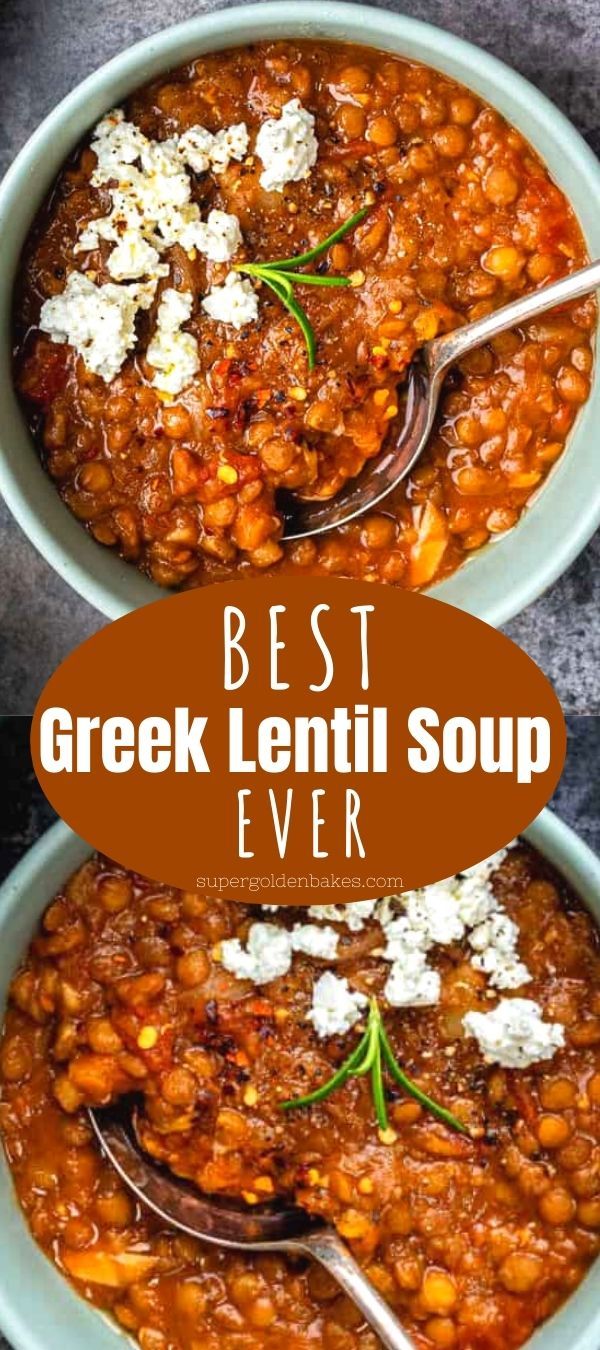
[234, 206, 369, 370]
[281, 997, 468, 1136]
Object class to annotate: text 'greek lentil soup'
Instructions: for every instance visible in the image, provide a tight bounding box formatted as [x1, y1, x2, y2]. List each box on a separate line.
[2, 843, 600, 1350]
[14, 42, 594, 590]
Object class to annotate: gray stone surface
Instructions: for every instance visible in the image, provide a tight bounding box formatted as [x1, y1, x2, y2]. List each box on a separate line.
[1, 0, 599, 713]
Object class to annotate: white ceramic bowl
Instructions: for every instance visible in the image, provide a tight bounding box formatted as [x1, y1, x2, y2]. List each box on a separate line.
[1, 2, 600, 624]
[0, 811, 599, 1348]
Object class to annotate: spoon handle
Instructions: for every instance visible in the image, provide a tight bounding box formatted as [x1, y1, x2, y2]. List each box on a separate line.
[296, 1227, 415, 1350]
[427, 257, 600, 377]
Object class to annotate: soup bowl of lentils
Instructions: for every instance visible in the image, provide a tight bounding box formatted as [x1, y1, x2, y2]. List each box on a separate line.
[1, 811, 600, 1350]
[1, 1, 600, 623]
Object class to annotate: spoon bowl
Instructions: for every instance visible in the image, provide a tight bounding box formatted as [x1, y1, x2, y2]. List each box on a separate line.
[89, 1102, 415, 1350]
[281, 258, 600, 540]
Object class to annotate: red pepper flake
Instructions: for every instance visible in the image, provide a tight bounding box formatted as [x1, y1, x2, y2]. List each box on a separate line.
[246, 997, 275, 1019]
[371, 353, 389, 371]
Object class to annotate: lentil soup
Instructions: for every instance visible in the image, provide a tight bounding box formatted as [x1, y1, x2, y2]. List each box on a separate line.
[14, 41, 594, 592]
[2, 843, 600, 1350]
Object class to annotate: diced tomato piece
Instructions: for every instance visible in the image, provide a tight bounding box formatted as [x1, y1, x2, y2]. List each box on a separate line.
[17, 338, 68, 408]
[507, 1072, 539, 1130]
[171, 448, 209, 498]
[222, 451, 263, 486]
[326, 139, 373, 159]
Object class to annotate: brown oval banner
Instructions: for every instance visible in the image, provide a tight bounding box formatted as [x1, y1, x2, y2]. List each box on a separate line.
[31, 579, 565, 900]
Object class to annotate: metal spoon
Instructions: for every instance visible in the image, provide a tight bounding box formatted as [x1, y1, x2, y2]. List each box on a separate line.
[280, 258, 600, 539]
[89, 1103, 414, 1350]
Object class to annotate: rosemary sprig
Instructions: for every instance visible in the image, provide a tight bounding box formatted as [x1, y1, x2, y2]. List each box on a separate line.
[234, 206, 369, 370]
[281, 998, 467, 1137]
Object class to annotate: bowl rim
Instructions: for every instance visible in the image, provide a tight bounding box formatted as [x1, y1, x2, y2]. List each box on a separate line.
[1, 0, 600, 624]
[0, 809, 600, 1349]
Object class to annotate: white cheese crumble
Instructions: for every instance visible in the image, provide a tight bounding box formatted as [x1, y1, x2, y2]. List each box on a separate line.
[219, 845, 529, 1023]
[79, 114, 192, 254]
[380, 914, 441, 1008]
[220, 920, 338, 985]
[178, 122, 249, 175]
[308, 900, 379, 932]
[201, 273, 259, 329]
[89, 109, 147, 181]
[146, 288, 199, 396]
[454, 877, 498, 929]
[193, 209, 243, 263]
[290, 924, 339, 960]
[384, 960, 441, 1008]
[468, 912, 531, 991]
[80, 110, 247, 264]
[68, 108, 250, 387]
[377, 846, 529, 1007]
[221, 922, 293, 985]
[255, 98, 318, 192]
[403, 888, 467, 947]
[38, 271, 156, 382]
[463, 999, 565, 1068]
[106, 230, 169, 282]
[308, 972, 368, 1039]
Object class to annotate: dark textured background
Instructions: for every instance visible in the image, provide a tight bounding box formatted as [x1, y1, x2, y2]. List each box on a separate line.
[0, 0, 599, 712]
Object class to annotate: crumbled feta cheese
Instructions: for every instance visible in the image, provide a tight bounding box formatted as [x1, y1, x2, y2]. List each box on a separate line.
[154, 288, 193, 330]
[376, 846, 525, 1007]
[381, 914, 431, 960]
[463, 998, 565, 1068]
[459, 848, 509, 885]
[468, 912, 517, 956]
[67, 110, 256, 386]
[75, 109, 247, 325]
[221, 923, 293, 984]
[39, 271, 155, 383]
[202, 273, 259, 329]
[175, 126, 213, 174]
[82, 116, 192, 250]
[468, 913, 531, 991]
[214, 845, 528, 1017]
[308, 972, 368, 1039]
[378, 888, 464, 1012]
[139, 136, 188, 186]
[403, 887, 466, 947]
[384, 959, 441, 1008]
[290, 924, 339, 960]
[255, 98, 318, 192]
[380, 909, 441, 1007]
[89, 108, 147, 181]
[210, 123, 250, 172]
[176, 125, 214, 174]
[220, 918, 338, 987]
[106, 229, 169, 282]
[178, 122, 249, 175]
[308, 900, 379, 932]
[454, 877, 498, 928]
[146, 287, 199, 396]
[193, 209, 243, 263]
